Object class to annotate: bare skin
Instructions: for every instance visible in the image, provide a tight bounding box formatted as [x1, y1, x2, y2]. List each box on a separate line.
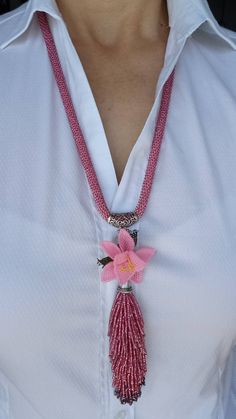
[56, 0, 170, 184]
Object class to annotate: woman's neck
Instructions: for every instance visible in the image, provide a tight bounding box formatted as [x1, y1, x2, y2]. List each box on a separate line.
[56, 0, 169, 48]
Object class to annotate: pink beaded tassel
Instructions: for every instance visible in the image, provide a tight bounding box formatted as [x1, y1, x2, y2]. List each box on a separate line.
[108, 286, 147, 405]
[99, 227, 156, 404]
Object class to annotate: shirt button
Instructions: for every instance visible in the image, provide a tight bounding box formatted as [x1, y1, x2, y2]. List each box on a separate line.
[114, 410, 127, 419]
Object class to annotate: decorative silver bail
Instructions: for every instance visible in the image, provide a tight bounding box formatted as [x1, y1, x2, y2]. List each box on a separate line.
[107, 212, 139, 229]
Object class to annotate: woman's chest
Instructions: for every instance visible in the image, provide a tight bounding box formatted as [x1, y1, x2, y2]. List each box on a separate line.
[71, 43, 165, 184]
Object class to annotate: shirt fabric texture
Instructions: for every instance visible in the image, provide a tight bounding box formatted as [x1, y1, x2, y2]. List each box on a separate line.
[0, 0, 236, 418]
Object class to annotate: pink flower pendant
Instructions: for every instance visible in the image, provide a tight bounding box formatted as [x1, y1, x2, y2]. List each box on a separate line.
[99, 228, 156, 285]
[99, 228, 156, 404]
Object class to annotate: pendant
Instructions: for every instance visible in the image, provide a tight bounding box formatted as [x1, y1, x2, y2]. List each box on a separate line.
[98, 227, 156, 404]
[97, 228, 138, 268]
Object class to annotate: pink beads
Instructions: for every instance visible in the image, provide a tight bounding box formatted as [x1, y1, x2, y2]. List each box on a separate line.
[108, 287, 147, 404]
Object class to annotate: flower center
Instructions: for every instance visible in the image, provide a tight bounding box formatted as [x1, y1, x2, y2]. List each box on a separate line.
[119, 256, 136, 273]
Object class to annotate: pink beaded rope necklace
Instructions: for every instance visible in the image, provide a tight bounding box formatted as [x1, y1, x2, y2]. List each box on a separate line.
[37, 10, 175, 405]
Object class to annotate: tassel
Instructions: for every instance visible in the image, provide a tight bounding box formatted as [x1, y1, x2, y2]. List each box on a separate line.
[99, 227, 156, 404]
[108, 284, 147, 405]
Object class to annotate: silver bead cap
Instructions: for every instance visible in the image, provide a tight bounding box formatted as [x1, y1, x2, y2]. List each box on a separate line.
[117, 285, 133, 293]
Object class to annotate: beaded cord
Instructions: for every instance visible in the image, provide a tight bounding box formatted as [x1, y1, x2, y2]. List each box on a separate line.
[36, 10, 175, 226]
[36, 10, 176, 405]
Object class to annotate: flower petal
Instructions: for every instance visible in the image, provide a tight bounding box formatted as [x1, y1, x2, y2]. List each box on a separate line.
[128, 251, 146, 271]
[118, 228, 135, 252]
[131, 271, 143, 283]
[114, 251, 129, 265]
[135, 247, 156, 263]
[114, 262, 135, 285]
[101, 262, 116, 282]
[100, 240, 121, 258]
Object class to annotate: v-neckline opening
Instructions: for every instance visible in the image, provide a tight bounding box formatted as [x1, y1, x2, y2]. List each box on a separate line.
[63, 33, 161, 190]
[55, 17, 177, 211]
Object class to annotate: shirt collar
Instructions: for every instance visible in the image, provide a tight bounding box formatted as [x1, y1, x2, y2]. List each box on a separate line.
[0, 0, 236, 50]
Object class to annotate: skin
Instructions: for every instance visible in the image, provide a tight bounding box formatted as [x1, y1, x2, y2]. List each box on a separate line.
[56, 0, 170, 184]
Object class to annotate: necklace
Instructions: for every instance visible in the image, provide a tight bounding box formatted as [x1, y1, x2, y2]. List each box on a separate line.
[37, 10, 175, 405]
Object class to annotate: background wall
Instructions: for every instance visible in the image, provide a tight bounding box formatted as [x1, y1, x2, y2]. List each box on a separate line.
[0, 0, 236, 31]
[208, 0, 236, 31]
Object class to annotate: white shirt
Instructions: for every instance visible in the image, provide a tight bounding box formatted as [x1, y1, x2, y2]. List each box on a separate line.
[0, 0, 236, 418]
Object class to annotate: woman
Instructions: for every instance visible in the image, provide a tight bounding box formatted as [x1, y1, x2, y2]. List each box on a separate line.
[0, 0, 235, 418]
